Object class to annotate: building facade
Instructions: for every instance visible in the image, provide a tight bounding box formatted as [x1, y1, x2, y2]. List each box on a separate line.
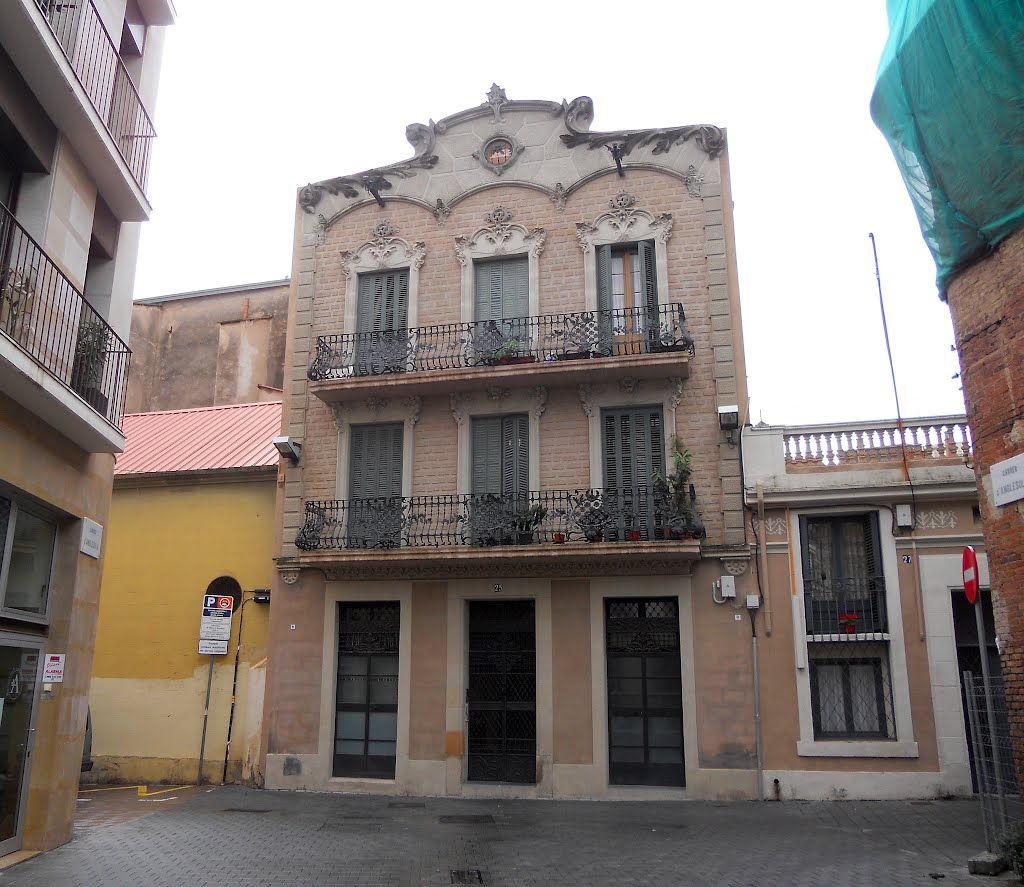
[743, 417, 985, 799]
[0, 0, 173, 855]
[90, 401, 278, 786]
[265, 87, 758, 800]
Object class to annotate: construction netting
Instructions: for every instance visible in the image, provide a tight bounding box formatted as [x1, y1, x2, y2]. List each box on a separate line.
[870, 0, 1024, 297]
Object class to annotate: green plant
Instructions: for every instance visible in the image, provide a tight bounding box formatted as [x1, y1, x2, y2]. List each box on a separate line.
[516, 503, 547, 534]
[1000, 824, 1024, 879]
[494, 338, 520, 361]
[72, 318, 111, 391]
[653, 439, 694, 531]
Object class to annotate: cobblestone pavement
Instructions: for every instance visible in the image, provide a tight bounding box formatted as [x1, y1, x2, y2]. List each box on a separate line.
[0, 786, 1002, 886]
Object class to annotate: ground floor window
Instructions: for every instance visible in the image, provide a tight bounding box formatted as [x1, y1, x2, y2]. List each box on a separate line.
[605, 597, 684, 787]
[333, 602, 400, 778]
[808, 641, 896, 740]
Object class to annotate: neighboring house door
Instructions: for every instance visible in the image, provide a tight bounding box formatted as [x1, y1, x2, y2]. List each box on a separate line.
[347, 423, 403, 548]
[472, 257, 529, 362]
[596, 240, 658, 355]
[469, 415, 528, 544]
[0, 637, 43, 857]
[333, 602, 400, 778]
[605, 598, 685, 786]
[354, 270, 409, 375]
[601, 407, 665, 541]
[467, 599, 536, 784]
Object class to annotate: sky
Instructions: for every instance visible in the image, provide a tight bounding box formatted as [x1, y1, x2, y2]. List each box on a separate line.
[134, 0, 966, 427]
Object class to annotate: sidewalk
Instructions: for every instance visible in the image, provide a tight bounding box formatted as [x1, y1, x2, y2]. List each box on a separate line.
[0, 786, 998, 886]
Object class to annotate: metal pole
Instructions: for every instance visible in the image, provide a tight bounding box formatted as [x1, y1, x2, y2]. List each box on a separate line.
[197, 655, 214, 786]
[749, 608, 764, 801]
[976, 602, 1008, 831]
[222, 599, 247, 784]
[965, 671, 993, 851]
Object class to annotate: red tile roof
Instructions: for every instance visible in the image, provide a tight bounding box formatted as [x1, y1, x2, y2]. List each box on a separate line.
[115, 401, 282, 476]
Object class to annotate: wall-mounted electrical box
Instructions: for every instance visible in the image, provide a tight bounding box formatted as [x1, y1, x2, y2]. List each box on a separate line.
[720, 575, 736, 599]
[746, 594, 760, 609]
[895, 503, 914, 528]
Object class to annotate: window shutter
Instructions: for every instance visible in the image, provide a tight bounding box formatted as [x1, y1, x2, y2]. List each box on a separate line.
[638, 239, 658, 311]
[349, 424, 403, 499]
[471, 417, 503, 496]
[508, 257, 529, 319]
[502, 414, 529, 497]
[596, 245, 612, 313]
[356, 275, 375, 337]
[602, 407, 664, 492]
[647, 409, 664, 486]
[603, 412, 620, 490]
[861, 513, 882, 578]
[357, 271, 409, 335]
[474, 261, 505, 323]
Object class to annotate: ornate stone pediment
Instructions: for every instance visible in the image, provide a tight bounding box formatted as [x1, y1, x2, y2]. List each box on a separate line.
[339, 220, 426, 275]
[454, 206, 545, 266]
[576, 192, 673, 252]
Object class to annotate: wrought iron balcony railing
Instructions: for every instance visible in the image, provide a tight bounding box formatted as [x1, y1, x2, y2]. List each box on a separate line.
[295, 486, 706, 552]
[307, 304, 694, 381]
[35, 0, 156, 192]
[1, 201, 130, 428]
[803, 577, 888, 636]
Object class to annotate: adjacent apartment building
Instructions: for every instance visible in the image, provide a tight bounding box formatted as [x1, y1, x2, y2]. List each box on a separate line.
[265, 86, 758, 799]
[0, 0, 174, 854]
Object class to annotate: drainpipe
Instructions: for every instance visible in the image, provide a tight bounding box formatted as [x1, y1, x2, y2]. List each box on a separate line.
[756, 481, 772, 636]
[749, 604, 764, 801]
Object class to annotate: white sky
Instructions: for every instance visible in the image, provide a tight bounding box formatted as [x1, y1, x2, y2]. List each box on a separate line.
[134, 0, 965, 426]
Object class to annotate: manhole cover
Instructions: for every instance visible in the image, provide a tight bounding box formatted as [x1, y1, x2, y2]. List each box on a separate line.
[389, 801, 426, 809]
[450, 870, 483, 884]
[439, 814, 494, 825]
[220, 808, 271, 814]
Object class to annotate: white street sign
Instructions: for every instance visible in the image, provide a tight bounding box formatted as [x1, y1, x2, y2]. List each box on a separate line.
[80, 518, 103, 559]
[992, 452, 1024, 507]
[42, 653, 65, 683]
[198, 638, 229, 655]
[198, 594, 234, 655]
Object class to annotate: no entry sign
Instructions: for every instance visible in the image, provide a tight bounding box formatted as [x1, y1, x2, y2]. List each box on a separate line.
[963, 545, 979, 604]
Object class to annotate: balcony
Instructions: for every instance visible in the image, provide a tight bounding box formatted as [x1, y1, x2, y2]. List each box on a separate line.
[307, 304, 694, 403]
[292, 486, 705, 579]
[1, 202, 130, 451]
[35, 0, 156, 192]
[804, 577, 888, 639]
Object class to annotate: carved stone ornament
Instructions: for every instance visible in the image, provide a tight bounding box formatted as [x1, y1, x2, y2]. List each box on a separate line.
[618, 377, 641, 394]
[762, 516, 788, 537]
[722, 558, 750, 576]
[915, 509, 959, 530]
[341, 221, 426, 276]
[559, 95, 725, 160]
[454, 206, 545, 265]
[432, 198, 452, 228]
[404, 396, 423, 428]
[578, 384, 596, 417]
[552, 183, 568, 212]
[684, 165, 703, 199]
[298, 119, 441, 214]
[330, 403, 348, 433]
[473, 132, 526, 177]
[531, 386, 548, 420]
[486, 387, 512, 403]
[486, 83, 509, 123]
[365, 397, 389, 416]
[278, 566, 301, 585]
[666, 377, 684, 410]
[450, 393, 468, 427]
[576, 199, 672, 252]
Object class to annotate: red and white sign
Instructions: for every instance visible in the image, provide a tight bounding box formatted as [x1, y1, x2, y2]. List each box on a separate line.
[963, 545, 980, 604]
[199, 593, 235, 655]
[42, 653, 65, 683]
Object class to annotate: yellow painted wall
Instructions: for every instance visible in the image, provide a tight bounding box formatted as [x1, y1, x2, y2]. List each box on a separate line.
[89, 477, 275, 784]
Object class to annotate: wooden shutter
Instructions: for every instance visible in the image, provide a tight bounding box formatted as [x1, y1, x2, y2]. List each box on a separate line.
[349, 424, 403, 500]
[596, 245, 613, 312]
[471, 414, 528, 496]
[602, 407, 664, 492]
[356, 271, 409, 334]
[472, 417, 503, 496]
[638, 240, 658, 311]
[474, 258, 528, 322]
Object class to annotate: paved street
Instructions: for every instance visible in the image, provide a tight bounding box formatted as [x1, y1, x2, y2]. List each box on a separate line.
[0, 786, 1001, 886]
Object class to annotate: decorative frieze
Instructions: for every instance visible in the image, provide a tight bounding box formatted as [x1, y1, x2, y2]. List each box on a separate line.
[455, 206, 545, 265]
[340, 221, 426, 276]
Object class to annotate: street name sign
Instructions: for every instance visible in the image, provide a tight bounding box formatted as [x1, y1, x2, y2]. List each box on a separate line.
[198, 594, 234, 655]
[992, 452, 1024, 507]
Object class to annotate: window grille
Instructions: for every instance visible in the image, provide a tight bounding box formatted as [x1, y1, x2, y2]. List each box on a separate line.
[808, 641, 896, 740]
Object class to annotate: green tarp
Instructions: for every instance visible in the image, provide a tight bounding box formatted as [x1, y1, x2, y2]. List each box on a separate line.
[871, 0, 1024, 296]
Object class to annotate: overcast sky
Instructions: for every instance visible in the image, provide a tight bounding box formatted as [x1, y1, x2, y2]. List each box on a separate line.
[134, 0, 965, 427]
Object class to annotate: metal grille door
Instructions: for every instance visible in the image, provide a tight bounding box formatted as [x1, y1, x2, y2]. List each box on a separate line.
[605, 598, 684, 786]
[467, 600, 536, 784]
[333, 602, 400, 778]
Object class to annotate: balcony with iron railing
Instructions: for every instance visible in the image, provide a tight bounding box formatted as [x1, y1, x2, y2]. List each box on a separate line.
[292, 486, 706, 579]
[1, 201, 130, 450]
[307, 304, 694, 402]
[804, 577, 888, 639]
[33, 0, 157, 193]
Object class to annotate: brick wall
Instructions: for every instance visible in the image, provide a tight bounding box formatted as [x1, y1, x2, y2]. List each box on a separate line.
[945, 225, 1024, 782]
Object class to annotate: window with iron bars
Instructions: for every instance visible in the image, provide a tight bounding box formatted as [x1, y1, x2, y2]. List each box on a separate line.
[801, 514, 897, 741]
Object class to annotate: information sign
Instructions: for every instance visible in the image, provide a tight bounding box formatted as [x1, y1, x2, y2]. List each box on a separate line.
[198, 594, 234, 656]
[42, 653, 65, 683]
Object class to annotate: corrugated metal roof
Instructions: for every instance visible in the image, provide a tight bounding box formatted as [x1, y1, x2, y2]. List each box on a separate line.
[115, 401, 283, 475]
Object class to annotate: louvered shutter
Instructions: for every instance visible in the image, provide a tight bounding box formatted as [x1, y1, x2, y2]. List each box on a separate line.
[602, 408, 664, 492]
[357, 271, 409, 334]
[596, 245, 614, 353]
[502, 414, 529, 497]
[474, 262, 505, 324]
[507, 257, 529, 319]
[638, 240, 658, 311]
[472, 417, 503, 496]
[474, 258, 529, 322]
[349, 424, 403, 499]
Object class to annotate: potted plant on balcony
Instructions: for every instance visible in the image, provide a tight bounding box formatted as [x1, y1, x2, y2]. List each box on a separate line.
[515, 503, 547, 545]
[653, 441, 695, 539]
[492, 339, 537, 366]
[71, 318, 110, 416]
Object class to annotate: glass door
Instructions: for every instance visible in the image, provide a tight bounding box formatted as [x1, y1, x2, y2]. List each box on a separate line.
[0, 641, 41, 856]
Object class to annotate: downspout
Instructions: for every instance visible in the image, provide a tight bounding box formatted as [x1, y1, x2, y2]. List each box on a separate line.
[756, 481, 772, 636]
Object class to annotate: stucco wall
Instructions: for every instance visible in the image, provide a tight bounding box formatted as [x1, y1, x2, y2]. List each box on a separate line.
[89, 479, 274, 784]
